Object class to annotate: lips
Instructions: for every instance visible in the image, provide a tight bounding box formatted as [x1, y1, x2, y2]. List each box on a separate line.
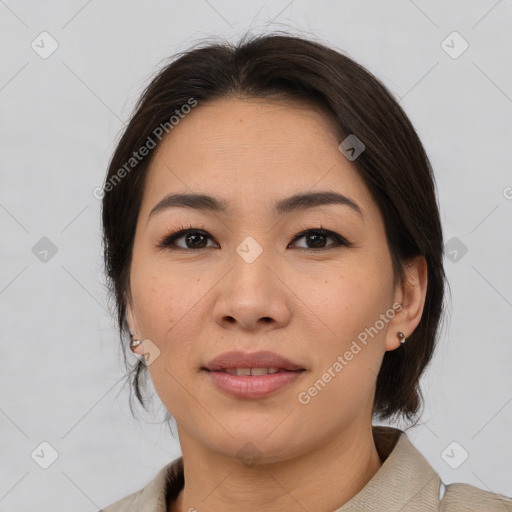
[203, 350, 305, 372]
[202, 350, 306, 398]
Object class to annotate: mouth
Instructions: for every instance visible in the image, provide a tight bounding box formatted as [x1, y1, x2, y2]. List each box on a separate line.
[201, 351, 306, 398]
[205, 367, 303, 376]
[203, 350, 305, 373]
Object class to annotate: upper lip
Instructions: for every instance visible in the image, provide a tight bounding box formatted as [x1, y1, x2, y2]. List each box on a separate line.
[203, 351, 305, 371]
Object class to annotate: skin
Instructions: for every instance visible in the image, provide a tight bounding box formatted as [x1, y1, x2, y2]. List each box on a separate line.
[126, 97, 427, 512]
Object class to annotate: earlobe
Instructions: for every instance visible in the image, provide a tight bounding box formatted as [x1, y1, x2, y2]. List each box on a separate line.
[385, 256, 428, 351]
[130, 337, 143, 354]
[125, 301, 145, 355]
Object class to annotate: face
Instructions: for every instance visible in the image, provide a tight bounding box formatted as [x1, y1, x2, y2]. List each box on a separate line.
[126, 97, 409, 462]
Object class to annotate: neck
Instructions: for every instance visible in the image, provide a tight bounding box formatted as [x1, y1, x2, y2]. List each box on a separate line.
[170, 422, 382, 512]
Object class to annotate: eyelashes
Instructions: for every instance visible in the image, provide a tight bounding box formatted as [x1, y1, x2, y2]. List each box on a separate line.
[156, 224, 353, 252]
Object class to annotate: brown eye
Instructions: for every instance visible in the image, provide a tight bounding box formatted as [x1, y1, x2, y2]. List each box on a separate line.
[158, 227, 351, 252]
[159, 229, 216, 250]
[290, 229, 351, 250]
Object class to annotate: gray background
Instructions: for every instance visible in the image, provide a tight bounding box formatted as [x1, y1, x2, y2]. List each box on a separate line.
[1, 0, 511, 510]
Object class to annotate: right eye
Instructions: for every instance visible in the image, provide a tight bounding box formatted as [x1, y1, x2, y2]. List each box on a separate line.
[158, 228, 217, 250]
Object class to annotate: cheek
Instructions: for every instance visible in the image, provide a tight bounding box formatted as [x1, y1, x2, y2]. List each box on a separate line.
[295, 352, 379, 437]
[302, 262, 392, 344]
[130, 255, 199, 335]
[295, 260, 393, 411]
[294, 271, 390, 424]
[130, 261, 209, 367]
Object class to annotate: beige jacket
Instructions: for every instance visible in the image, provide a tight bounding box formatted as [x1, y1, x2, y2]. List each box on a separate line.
[100, 426, 512, 511]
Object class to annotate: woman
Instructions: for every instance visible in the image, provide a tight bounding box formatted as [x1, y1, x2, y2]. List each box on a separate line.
[99, 33, 511, 511]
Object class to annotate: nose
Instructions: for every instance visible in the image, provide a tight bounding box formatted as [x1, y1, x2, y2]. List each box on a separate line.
[211, 247, 292, 332]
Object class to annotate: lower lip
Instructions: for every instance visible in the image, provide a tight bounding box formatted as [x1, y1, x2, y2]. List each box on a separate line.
[205, 370, 305, 398]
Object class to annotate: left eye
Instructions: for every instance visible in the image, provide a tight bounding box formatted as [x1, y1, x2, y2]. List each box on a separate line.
[158, 228, 351, 251]
[290, 229, 350, 250]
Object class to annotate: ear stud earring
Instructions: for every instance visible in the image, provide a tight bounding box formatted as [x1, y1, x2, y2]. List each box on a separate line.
[397, 331, 406, 345]
[130, 338, 142, 352]
[129, 330, 142, 352]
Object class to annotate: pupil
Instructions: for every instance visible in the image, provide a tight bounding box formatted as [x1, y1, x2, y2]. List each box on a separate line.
[188, 233, 206, 248]
[308, 233, 325, 248]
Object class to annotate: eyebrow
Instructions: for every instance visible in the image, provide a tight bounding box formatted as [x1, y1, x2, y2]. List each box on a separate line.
[147, 191, 364, 224]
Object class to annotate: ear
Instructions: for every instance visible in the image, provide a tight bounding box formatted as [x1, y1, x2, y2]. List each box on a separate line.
[385, 255, 428, 351]
[125, 294, 139, 339]
[126, 300, 146, 355]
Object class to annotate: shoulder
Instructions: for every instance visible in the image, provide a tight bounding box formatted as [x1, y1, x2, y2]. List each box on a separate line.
[440, 482, 512, 511]
[100, 489, 143, 511]
[99, 457, 184, 512]
[370, 427, 511, 512]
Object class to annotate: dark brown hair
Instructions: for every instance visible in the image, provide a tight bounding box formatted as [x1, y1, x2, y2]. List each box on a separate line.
[101, 32, 447, 424]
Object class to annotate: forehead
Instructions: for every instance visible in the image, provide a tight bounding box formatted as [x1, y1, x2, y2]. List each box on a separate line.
[156, 96, 341, 155]
[140, 97, 377, 222]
